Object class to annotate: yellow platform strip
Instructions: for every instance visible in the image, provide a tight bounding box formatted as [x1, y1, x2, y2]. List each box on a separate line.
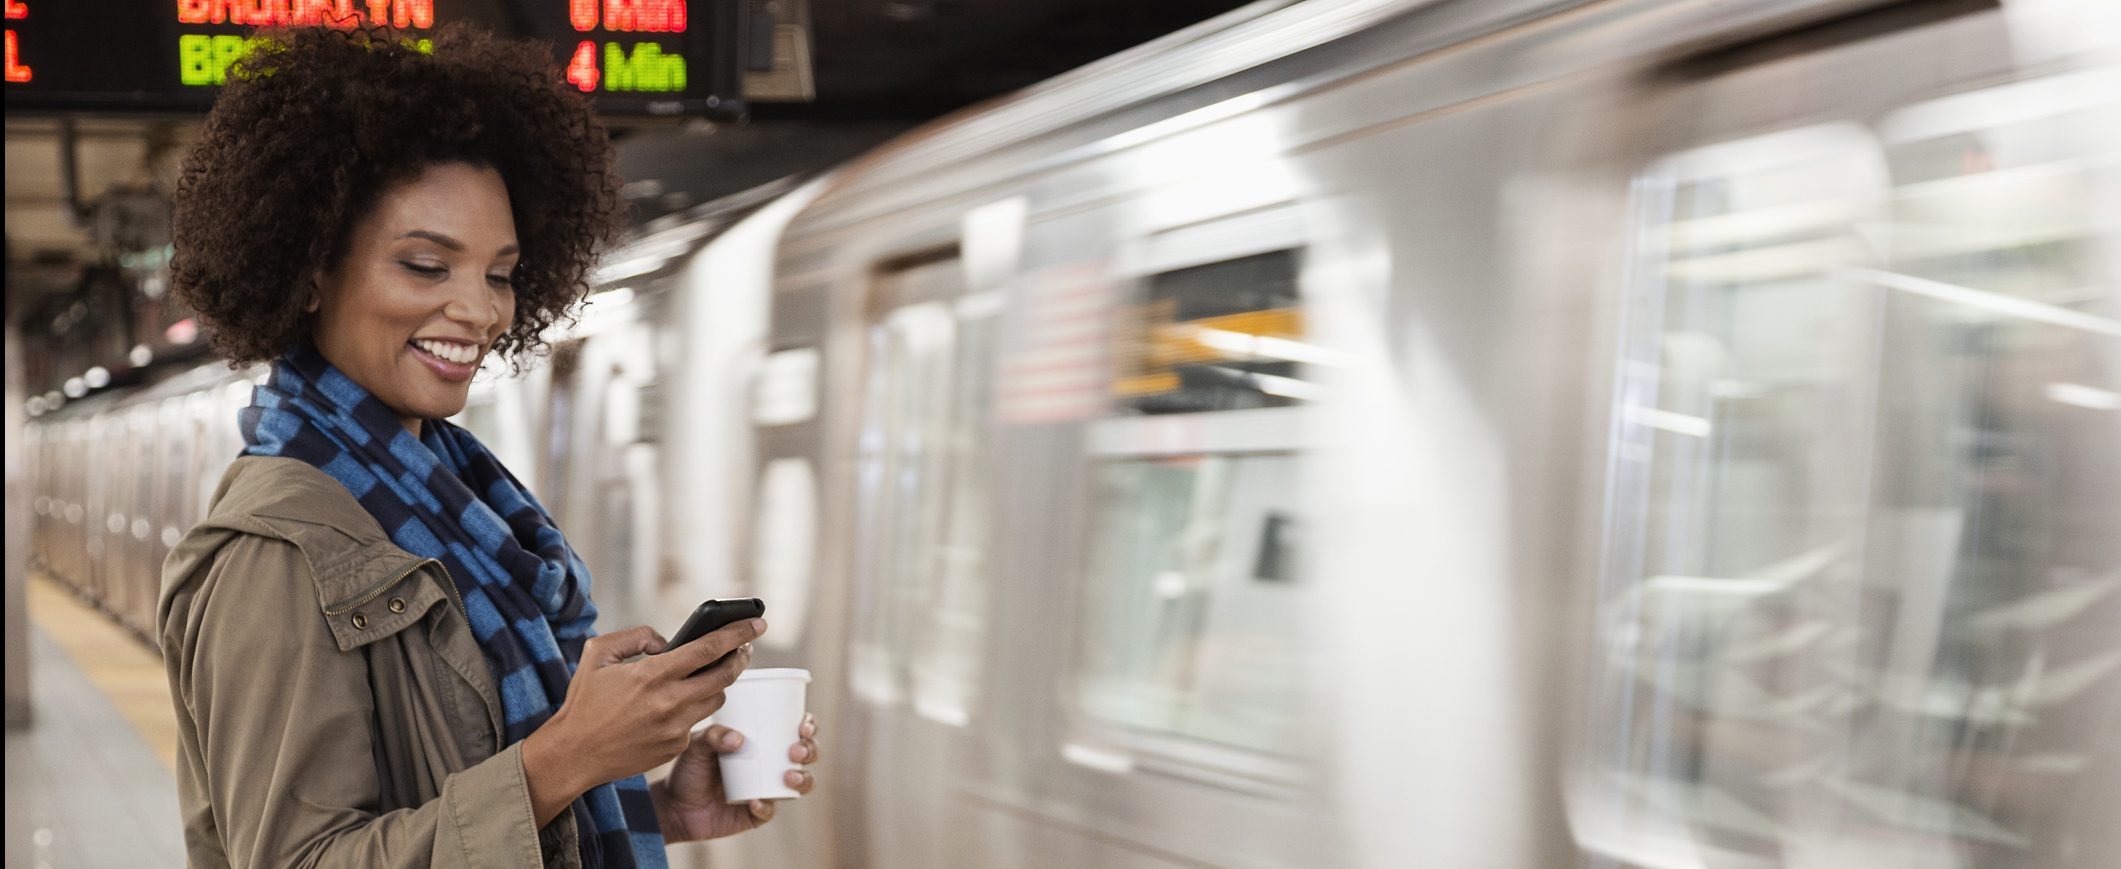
[27, 573, 181, 772]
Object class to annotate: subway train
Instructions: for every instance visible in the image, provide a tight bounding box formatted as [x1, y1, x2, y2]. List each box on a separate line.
[26, 0, 2121, 867]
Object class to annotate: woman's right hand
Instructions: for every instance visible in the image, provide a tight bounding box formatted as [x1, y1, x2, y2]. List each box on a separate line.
[521, 618, 764, 825]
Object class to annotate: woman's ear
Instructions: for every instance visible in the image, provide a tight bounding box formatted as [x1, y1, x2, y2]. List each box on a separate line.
[305, 273, 324, 313]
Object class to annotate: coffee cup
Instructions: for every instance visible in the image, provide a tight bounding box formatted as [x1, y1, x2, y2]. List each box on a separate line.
[709, 668, 811, 803]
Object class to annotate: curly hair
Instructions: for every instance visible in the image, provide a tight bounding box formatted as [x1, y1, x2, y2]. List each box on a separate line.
[171, 24, 623, 368]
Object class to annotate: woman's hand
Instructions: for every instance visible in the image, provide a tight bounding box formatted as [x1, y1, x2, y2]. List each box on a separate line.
[654, 715, 821, 842]
[520, 619, 764, 826]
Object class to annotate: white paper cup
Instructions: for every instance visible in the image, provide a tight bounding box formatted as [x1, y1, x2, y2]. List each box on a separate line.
[711, 667, 811, 803]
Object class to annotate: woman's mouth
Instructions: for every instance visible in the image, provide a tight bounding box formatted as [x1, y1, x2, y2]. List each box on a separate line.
[408, 339, 480, 382]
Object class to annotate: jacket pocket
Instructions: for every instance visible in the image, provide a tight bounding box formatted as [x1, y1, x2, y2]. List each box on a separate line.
[319, 560, 447, 652]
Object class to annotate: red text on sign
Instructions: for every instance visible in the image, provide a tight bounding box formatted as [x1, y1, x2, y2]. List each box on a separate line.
[175, 0, 430, 28]
[5, 29, 28, 82]
[567, 41, 601, 92]
[599, 0, 686, 33]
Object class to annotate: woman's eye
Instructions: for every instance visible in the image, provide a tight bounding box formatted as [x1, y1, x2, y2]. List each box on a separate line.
[401, 261, 446, 278]
[487, 274, 515, 289]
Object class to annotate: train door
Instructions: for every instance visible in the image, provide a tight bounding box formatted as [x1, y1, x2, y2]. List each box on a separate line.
[581, 314, 662, 632]
[26, 425, 47, 575]
[56, 421, 77, 590]
[1573, 5, 2121, 868]
[140, 397, 184, 634]
[24, 425, 44, 574]
[536, 339, 585, 525]
[842, 247, 986, 869]
[121, 404, 155, 630]
[89, 412, 122, 609]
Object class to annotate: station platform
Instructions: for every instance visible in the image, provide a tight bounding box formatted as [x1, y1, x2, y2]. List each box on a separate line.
[6, 575, 186, 867]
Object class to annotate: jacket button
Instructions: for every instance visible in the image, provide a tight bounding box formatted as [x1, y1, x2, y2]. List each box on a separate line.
[388, 597, 407, 614]
[351, 613, 369, 630]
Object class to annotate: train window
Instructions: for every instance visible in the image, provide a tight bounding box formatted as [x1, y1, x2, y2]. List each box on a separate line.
[1843, 74, 2121, 866]
[586, 335, 659, 631]
[909, 298, 999, 725]
[850, 298, 956, 707]
[753, 347, 819, 426]
[1585, 87, 2121, 866]
[539, 339, 585, 511]
[132, 409, 156, 544]
[1073, 451, 1304, 756]
[846, 251, 999, 726]
[159, 399, 186, 552]
[1582, 125, 1893, 859]
[1112, 249, 1309, 415]
[750, 457, 817, 651]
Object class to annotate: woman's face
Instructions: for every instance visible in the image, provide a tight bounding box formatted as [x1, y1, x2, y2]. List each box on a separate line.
[312, 162, 519, 434]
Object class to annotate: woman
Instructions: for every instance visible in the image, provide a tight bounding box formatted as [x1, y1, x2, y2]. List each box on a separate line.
[156, 24, 817, 868]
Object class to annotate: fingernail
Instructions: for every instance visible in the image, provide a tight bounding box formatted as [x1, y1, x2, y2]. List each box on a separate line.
[749, 618, 767, 634]
[722, 731, 744, 750]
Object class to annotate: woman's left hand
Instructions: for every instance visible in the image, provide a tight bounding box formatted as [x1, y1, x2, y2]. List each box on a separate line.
[652, 714, 821, 842]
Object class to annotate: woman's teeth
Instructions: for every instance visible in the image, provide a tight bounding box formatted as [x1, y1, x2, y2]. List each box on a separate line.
[414, 340, 478, 365]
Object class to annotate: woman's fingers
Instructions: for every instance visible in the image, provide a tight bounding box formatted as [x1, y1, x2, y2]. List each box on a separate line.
[582, 625, 667, 666]
[784, 770, 815, 794]
[800, 713, 818, 738]
[789, 737, 817, 763]
[663, 619, 764, 682]
[681, 689, 728, 725]
[704, 724, 744, 752]
[748, 799, 776, 823]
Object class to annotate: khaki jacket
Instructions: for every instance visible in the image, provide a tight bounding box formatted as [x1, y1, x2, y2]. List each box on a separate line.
[159, 456, 582, 868]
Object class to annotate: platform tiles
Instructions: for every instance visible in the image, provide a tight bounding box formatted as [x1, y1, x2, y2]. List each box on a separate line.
[7, 574, 185, 867]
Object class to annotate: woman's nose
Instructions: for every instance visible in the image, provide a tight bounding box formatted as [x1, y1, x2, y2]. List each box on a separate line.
[443, 277, 502, 332]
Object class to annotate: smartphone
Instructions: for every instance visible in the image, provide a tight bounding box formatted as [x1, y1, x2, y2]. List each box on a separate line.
[659, 598, 766, 672]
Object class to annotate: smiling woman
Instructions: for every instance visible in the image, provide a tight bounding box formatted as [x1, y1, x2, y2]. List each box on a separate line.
[170, 24, 618, 372]
[308, 163, 520, 434]
[156, 23, 820, 869]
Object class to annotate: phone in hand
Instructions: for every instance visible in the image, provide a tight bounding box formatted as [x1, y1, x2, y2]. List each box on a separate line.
[659, 598, 765, 673]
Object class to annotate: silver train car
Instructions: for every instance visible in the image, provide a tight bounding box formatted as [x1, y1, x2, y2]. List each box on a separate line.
[26, 0, 2121, 867]
[26, 363, 258, 640]
[714, 0, 2121, 867]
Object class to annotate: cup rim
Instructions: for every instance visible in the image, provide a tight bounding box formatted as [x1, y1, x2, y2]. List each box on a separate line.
[736, 667, 812, 683]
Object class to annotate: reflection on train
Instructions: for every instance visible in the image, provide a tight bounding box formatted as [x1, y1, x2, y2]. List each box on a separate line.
[27, 1, 2121, 867]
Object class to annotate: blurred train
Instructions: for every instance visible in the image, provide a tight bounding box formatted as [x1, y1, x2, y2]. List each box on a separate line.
[26, 0, 2121, 867]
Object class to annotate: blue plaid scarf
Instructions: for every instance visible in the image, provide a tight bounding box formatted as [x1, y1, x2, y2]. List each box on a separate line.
[240, 345, 666, 869]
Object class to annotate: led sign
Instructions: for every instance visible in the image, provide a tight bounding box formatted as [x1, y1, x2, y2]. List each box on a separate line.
[4, 0, 743, 116]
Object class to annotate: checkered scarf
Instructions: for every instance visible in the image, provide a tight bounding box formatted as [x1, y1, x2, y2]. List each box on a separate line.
[240, 345, 666, 869]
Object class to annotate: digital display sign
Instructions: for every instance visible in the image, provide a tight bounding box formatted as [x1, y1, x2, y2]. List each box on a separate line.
[3, 0, 745, 117]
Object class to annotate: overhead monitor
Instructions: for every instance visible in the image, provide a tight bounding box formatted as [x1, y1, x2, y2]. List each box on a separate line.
[3, 0, 746, 118]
